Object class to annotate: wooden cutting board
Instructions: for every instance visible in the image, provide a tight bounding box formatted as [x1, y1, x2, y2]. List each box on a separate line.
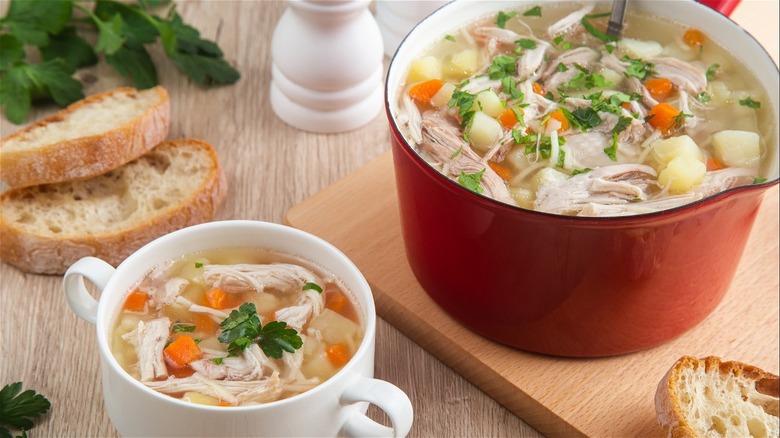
[285, 151, 779, 437]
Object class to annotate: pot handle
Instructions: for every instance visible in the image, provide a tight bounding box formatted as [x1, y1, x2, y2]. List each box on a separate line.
[62, 257, 116, 325]
[340, 376, 413, 437]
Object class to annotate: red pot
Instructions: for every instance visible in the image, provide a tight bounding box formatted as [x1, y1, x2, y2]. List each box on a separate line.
[385, 0, 779, 357]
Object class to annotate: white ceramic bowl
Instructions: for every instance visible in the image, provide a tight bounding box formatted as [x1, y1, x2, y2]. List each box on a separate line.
[63, 220, 413, 437]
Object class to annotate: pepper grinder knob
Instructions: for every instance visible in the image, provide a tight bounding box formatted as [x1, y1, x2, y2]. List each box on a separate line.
[270, 0, 384, 133]
[374, 0, 450, 58]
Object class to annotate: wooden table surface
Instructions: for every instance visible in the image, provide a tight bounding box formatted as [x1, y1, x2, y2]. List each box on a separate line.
[0, 1, 776, 437]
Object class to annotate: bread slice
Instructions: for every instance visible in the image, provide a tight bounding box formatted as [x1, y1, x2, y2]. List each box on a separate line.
[0, 138, 227, 274]
[655, 356, 779, 438]
[0, 86, 170, 189]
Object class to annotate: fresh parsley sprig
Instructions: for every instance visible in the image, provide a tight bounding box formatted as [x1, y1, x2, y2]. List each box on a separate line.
[0, 382, 51, 438]
[0, 0, 240, 124]
[218, 303, 303, 359]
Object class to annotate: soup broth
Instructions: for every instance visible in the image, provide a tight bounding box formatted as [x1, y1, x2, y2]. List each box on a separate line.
[110, 247, 364, 407]
[396, 2, 774, 216]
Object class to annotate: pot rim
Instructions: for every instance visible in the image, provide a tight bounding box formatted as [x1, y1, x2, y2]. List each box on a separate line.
[384, 0, 779, 222]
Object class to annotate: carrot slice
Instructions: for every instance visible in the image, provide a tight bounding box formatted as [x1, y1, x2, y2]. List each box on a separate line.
[488, 160, 512, 182]
[546, 109, 570, 133]
[646, 102, 682, 135]
[408, 79, 445, 103]
[204, 288, 239, 310]
[498, 107, 524, 129]
[123, 290, 149, 312]
[645, 77, 674, 102]
[532, 82, 545, 95]
[326, 292, 347, 313]
[192, 313, 219, 335]
[164, 336, 203, 369]
[326, 343, 351, 368]
[683, 28, 706, 48]
[706, 157, 724, 171]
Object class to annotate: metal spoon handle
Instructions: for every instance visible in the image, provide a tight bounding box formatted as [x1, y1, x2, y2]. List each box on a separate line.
[607, 0, 628, 38]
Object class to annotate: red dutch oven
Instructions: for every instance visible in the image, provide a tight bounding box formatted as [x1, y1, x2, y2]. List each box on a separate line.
[385, 0, 779, 357]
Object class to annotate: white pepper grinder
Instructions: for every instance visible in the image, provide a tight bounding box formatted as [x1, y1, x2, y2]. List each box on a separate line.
[270, 0, 384, 133]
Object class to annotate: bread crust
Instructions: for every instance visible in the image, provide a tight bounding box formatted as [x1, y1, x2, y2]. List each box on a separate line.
[0, 86, 170, 189]
[0, 139, 227, 275]
[655, 356, 780, 438]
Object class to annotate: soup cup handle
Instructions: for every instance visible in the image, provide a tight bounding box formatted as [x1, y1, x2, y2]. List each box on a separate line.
[63, 257, 116, 325]
[340, 376, 413, 437]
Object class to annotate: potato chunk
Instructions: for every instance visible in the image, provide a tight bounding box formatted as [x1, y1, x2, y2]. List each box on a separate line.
[658, 155, 706, 194]
[619, 38, 663, 59]
[471, 89, 504, 117]
[407, 56, 442, 83]
[444, 49, 477, 80]
[468, 111, 502, 152]
[430, 82, 455, 108]
[711, 130, 761, 167]
[651, 135, 703, 171]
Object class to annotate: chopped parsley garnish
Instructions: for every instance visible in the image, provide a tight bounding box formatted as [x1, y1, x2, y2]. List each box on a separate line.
[487, 54, 517, 79]
[302, 282, 323, 293]
[623, 56, 655, 80]
[450, 146, 462, 159]
[571, 168, 592, 176]
[706, 63, 719, 81]
[671, 112, 693, 130]
[605, 43, 616, 54]
[0, 382, 51, 437]
[753, 177, 767, 184]
[218, 303, 303, 359]
[458, 169, 486, 194]
[444, 35, 456, 42]
[511, 107, 526, 127]
[739, 97, 761, 109]
[697, 92, 712, 103]
[561, 107, 603, 131]
[523, 6, 542, 17]
[195, 262, 204, 268]
[557, 63, 569, 72]
[515, 132, 566, 162]
[496, 11, 517, 28]
[612, 116, 632, 134]
[448, 89, 478, 140]
[553, 34, 571, 50]
[562, 68, 613, 91]
[501, 76, 524, 101]
[604, 132, 619, 161]
[516, 38, 537, 50]
[580, 14, 617, 43]
[212, 357, 224, 365]
[172, 322, 197, 333]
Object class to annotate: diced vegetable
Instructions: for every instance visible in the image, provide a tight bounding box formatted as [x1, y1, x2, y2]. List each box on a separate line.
[646, 102, 683, 134]
[123, 291, 149, 312]
[164, 336, 203, 369]
[533, 167, 568, 192]
[471, 89, 504, 117]
[618, 37, 663, 59]
[407, 56, 442, 83]
[711, 130, 761, 167]
[326, 292, 347, 313]
[650, 135, 703, 171]
[468, 111, 503, 151]
[547, 109, 570, 133]
[430, 82, 455, 108]
[509, 187, 534, 209]
[706, 157, 724, 171]
[658, 155, 706, 194]
[326, 343, 351, 368]
[443, 49, 478, 80]
[645, 78, 674, 102]
[600, 68, 623, 86]
[183, 392, 220, 406]
[488, 160, 512, 182]
[308, 309, 361, 347]
[683, 28, 706, 48]
[301, 338, 337, 381]
[408, 79, 445, 104]
[204, 288, 239, 310]
[192, 313, 219, 335]
[532, 82, 545, 95]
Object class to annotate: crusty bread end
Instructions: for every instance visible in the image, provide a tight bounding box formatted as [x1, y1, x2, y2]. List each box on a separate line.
[0, 138, 227, 274]
[0, 86, 170, 189]
[655, 356, 779, 438]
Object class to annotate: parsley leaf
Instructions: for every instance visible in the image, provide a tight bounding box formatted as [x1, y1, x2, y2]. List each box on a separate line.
[487, 55, 517, 80]
[604, 132, 619, 161]
[302, 282, 322, 293]
[0, 59, 84, 123]
[571, 168, 592, 176]
[523, 6, 542, 17]
[501, 76, 523, 101]
[753, 177, 767, 184]
[580, 15, 617, 43]
[623, 56, 654, 80]
[697, 92, 711, 103]
[0, 0, 72, 47]
[739, 97, 761, 109]
[515, 38, 537, 50]
[444, 34, 455, 42]
[172, 322, 196, 333]
[496, 11, 517, 29]
[706, 63, 719, 81]
[562, 107, 603, 131]
[612, 116, 632, 134]
[458, 169, 486, 194]
[0, 382, 51, 436]
[217, 303, 303, 359]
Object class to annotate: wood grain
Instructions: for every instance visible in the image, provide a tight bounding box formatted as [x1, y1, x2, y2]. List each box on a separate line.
[285, 151, 779, 438]
[0, 1, 537, 437]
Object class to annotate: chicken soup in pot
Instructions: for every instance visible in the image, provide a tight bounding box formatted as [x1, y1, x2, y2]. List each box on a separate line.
[395, 2, 775, 216]
[109, 247, 364, 407]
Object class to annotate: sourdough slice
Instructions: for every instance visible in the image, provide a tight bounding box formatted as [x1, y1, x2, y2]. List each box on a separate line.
[0, 138, 227, 274]
[656, 356, 779, 438]
[0, 86, 170, 189]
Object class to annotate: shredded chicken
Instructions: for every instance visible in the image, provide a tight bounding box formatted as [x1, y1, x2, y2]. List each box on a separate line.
[122, 318, 170, 382]
[274, 290, 324, 331]
[547, 4, 595, 37]
[202, 263, 322, 295]
[143, 371, 283, 405]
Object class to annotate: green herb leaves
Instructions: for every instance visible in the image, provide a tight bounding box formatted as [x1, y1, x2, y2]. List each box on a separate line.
[739, 97, 761, 109]
[523, 6, 542, 17]
[623, 56, 655, 80]
[487, 55, 517, 80]
[0, 0, 240, 123]
[495, 11, 517, 29]
[218, 303, 302, 359]
[0, 382, 51, 438]
[458, 169, 486, 194]
[302, 282, 323, 293]
[580, 13, 617, 43]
